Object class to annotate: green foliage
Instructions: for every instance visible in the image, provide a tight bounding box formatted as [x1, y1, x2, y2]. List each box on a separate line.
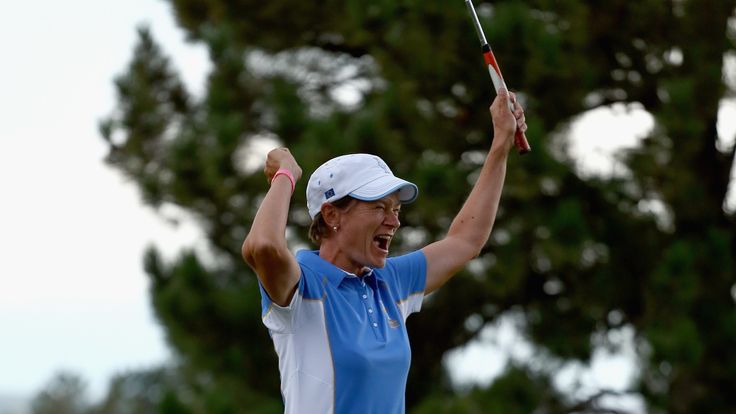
[88, 368, 191, 414]
[31, 372, 88, 414]
[29, 366, 281, 414]
[410, 366, 565, 414]
[99, 0, 736, 412]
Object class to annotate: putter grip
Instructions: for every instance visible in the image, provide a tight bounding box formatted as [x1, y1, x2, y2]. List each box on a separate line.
[506, 99, 531, 154]
[515, 127, 531, 154]
[484, 49, 531, 155]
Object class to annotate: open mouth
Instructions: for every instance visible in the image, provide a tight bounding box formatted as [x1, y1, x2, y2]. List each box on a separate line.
[373, 235, 392, 252]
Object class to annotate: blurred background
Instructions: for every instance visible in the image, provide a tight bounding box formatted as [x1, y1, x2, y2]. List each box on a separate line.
[1, 0, 735, 413]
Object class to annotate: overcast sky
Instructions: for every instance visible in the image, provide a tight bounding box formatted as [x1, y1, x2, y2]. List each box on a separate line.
[0, 0, 209, 401]
[1, 0, 734, 410]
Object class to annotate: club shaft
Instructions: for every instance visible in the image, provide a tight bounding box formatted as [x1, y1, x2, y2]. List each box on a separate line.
[465, 0, 487, 46]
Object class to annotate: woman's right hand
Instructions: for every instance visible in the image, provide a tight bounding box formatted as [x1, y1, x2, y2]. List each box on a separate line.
[245, 146, 303, 307]
[264, 147, 303, 183]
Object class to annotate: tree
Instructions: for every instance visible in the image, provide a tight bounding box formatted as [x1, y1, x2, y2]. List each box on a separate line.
[88, 367, 192, 414]
[100, 0, 736, 412]
[31, 372, 88, 414]
[30, 368, 194, 414]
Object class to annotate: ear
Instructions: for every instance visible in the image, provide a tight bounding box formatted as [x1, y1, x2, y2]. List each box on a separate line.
[320, 202, 341, 228]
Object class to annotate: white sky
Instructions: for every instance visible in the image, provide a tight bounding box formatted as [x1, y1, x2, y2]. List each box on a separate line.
[0, 0, 734, 411]
[0, 0, 208, 402]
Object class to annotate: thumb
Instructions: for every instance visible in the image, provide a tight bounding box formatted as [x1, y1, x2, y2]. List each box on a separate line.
[491, 87, 511, 113]
[495, 87, 512, 109]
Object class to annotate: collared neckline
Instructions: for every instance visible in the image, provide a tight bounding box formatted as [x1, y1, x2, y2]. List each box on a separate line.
[297, 250, 375, 287]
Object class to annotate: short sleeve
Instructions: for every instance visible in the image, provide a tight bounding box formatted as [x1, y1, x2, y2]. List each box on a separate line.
[258, 272, 305, 334]
[383, 250, 427, 320]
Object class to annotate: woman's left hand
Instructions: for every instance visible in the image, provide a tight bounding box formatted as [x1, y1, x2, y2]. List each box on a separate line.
[489, 88, 526, 154]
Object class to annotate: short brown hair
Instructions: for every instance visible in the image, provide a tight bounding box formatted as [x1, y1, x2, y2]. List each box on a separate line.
[308, 196, 356, 246]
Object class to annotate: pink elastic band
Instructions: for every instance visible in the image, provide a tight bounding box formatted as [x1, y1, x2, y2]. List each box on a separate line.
[271, 168, 295, 194]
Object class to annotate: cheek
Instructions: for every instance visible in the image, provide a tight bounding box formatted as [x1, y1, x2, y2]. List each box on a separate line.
[343, 220, 376, 245]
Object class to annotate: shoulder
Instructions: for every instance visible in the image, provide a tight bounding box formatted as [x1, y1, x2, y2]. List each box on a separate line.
[384, 250, 427, 273]
[376, 250, 427, 291]
[294, 250, 328, 300]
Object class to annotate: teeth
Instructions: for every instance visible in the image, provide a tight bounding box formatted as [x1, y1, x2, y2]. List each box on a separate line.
[374, 235, 391, 251]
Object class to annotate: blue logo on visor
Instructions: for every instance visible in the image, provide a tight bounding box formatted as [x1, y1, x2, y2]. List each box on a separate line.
[325, 188, 335, 199]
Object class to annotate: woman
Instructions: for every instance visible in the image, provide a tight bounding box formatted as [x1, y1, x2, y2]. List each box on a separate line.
[242, 88, 526, 414]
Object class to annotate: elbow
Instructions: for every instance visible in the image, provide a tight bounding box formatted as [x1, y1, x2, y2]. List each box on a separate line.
[242, 238, 256, 268]
[456, 237, 485, 262]
[446, 228, 488, 262]
[242, 236, 285, 269]
[469, 245, 484, 260]
[463, 245, 484, 263]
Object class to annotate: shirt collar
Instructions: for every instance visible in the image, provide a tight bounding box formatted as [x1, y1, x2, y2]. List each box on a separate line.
[297, 250, 375, 287]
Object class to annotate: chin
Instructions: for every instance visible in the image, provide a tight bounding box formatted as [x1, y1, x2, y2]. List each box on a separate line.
[371, 257, 387, 268]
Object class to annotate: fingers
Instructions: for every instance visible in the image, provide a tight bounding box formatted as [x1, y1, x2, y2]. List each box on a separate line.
[264, 147, 303, 182]
[491, 88, 522, 125]
[508, 91, 524, 116]
[512, 98, 527, 133]
[517, 119, 528, 133]
[487, 89, 528, 154]
[508, 91, 528, 132]
[488, 90, 528, 128]
[516, 100, 527, 132]
[264, 148, 286, 181]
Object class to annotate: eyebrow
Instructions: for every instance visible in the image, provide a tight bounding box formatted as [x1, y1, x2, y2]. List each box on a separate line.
[376, 200, 402, 209]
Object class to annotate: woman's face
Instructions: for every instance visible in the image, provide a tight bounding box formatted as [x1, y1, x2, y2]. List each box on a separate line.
[334, 193, 401, 271]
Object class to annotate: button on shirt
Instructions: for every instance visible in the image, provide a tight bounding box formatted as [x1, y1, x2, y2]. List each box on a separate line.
[259, 250, 427, 414]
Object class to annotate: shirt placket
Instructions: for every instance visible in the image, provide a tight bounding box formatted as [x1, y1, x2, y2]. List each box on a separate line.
[359, 277, 385, 341]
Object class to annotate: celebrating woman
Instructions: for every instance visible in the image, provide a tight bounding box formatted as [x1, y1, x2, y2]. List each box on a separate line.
[243, 88, 526, 414]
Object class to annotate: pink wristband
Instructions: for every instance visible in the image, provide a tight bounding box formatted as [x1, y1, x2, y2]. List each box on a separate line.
[271, 168, 295, 194]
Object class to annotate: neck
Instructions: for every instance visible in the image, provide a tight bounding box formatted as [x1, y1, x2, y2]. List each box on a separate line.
[318, 242, 368, 276]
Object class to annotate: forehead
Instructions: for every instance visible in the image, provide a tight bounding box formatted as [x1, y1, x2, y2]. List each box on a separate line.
[360, 193, 401, 206]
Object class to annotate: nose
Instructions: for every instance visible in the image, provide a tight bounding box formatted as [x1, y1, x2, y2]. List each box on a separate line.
[385, 211, 400, 229]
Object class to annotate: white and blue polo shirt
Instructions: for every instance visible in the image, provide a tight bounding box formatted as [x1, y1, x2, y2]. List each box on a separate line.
[259, 249, 427, 414]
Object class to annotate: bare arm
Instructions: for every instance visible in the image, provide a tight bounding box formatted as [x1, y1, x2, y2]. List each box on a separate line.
[242, 148, 303, 306]
[422, 89, 526, 294]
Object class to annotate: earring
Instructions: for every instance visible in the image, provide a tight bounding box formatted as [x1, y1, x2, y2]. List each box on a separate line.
[333, 226, 338, 231]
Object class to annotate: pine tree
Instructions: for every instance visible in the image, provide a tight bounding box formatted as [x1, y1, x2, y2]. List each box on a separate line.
[100, 1, 736, 412]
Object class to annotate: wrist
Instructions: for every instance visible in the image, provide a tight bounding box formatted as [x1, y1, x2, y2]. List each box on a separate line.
[488, 145, 510, 162]
[492, 125, 514, 147]
[271, 168, 296, 194]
